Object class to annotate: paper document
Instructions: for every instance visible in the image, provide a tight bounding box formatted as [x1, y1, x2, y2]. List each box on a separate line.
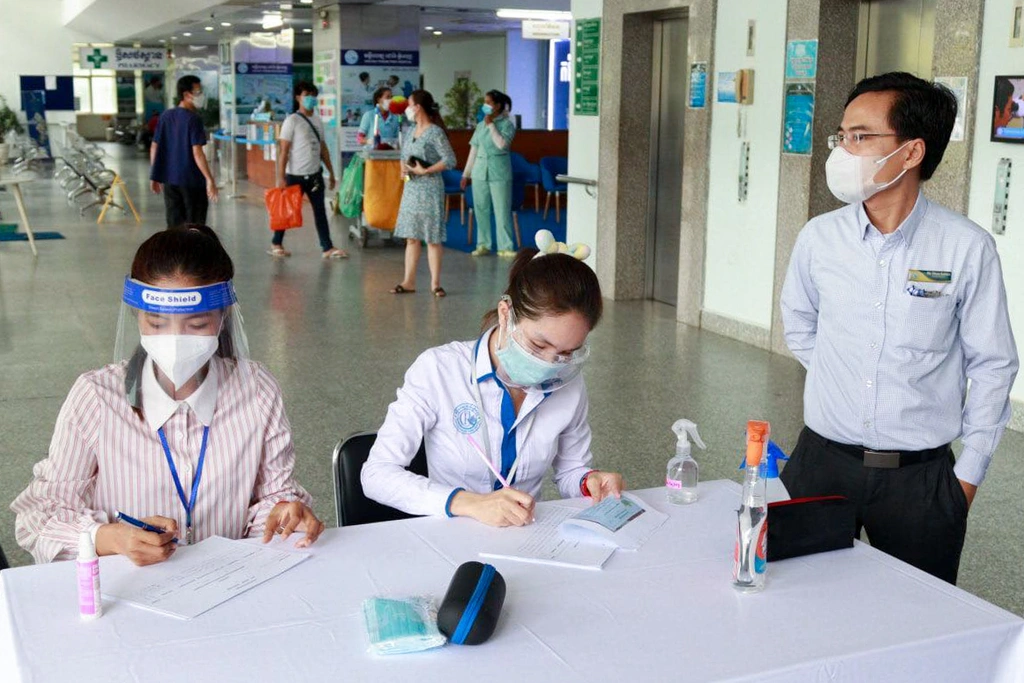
[479, 505, 616, 570]
[559, 493, 668, 550]
[102, 536, 309, 619]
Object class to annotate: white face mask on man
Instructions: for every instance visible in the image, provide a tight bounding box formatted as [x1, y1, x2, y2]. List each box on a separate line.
[141, 334, 220, 390]
[825, 140, 912, 204]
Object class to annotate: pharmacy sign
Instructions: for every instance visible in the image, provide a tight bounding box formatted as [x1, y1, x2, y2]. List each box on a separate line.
[79, 46, 167, 70]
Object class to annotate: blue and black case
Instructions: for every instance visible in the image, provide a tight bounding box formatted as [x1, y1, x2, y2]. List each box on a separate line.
[438, 561, 506, 645]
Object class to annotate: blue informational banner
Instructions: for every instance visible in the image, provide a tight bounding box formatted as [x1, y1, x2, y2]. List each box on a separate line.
[549, 39, 571, 130]
[236, 63, 293, 75]
[342, 50, 419, 68]
[717, 72, 737, 103]
[688, 62, 707, 109]
[785, 40, 818, 80]
[783, 83, 815, 155]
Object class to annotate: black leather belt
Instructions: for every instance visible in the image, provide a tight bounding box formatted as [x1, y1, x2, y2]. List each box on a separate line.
[807, 429, 950, 469]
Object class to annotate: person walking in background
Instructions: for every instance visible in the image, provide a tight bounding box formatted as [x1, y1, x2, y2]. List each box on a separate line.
[269, 81, 346, 260]
[464, 90, 516, 258]
[390, 90, 456, 298]
[149, 75, 218, 227]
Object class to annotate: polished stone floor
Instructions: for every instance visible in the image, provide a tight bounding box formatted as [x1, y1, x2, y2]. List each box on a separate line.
[1, 144, 1021, 616]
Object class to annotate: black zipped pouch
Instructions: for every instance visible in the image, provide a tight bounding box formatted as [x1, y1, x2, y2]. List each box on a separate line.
[766, 495, 857, 562]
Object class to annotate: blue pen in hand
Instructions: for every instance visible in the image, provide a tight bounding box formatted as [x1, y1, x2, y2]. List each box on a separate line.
[116, 511, 179, 544]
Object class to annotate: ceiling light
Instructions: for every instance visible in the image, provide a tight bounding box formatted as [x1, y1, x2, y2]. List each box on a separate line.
[433, 30, 442, 35]
[262, 14, 284, 29]
[300, 0, 313, 4]
[159, 39, 166, 43]
[183, 31, 192, 37]
[302, 28, 312, 33]
[204, 26, 214, 31]
[221, 21, 231, 27]
[495, 9, 572, 21]
[280, 2, 293, 9]
[424, 26, 434, 30]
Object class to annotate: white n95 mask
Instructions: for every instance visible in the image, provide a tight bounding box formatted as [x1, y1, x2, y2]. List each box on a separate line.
[140, 334, 220, 389]
[825, 141, 911, 204]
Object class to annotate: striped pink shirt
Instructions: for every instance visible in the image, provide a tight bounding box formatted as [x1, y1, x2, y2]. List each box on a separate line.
[11, 356, 312, 563]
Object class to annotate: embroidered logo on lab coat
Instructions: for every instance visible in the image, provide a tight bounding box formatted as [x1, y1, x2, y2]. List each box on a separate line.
[453, 403, 481, 434]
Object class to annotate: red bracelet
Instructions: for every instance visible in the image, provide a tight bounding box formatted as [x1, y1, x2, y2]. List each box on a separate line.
[581, 470, 598, 497]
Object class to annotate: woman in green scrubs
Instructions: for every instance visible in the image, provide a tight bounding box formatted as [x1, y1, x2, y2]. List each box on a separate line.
[463, 90, 517, 257]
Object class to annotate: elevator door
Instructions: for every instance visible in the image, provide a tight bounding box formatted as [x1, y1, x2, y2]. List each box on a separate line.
[857, 0, 937, 79]
[646, 16, 688, 306]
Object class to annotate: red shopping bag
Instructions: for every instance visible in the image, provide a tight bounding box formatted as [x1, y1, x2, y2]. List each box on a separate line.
[264, 185, 304, 231]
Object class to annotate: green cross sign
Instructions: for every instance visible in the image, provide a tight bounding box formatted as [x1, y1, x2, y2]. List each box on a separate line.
[86, 49, 108, 68]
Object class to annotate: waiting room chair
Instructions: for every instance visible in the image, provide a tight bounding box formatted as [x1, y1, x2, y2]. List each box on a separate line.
[466, 172, 525, 250]
[441, 169, 465, 225]
[539, 156, 569, 223]
[332, 431, 428, 527]
[510, 153, 542, 212]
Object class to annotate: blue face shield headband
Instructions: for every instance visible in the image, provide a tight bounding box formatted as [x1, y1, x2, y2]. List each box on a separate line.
[122, 277, 238, 314]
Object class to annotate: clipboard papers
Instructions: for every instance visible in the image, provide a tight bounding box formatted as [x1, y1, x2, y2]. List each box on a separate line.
[478, 494, 668, 570]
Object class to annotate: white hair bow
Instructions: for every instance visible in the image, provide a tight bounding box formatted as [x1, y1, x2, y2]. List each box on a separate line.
[534, 229, 591, 261]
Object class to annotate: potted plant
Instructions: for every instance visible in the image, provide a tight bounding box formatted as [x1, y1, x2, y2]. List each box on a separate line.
[442, 77, 484, 130]
[0, 95, 25, 165]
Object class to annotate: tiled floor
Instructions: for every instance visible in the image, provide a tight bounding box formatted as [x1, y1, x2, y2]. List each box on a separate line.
[1, 144, 1021, 616]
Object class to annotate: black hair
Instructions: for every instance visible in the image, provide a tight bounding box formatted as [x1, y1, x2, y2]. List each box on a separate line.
[482, 249, 602, 332]
[409, 89, 445, 129]
[486, 89, 513, 114]
[994, 78, 1016, 111]
[176, 75, 201, 103]
[845, 72, 957, 181]
[293, 81, 318, 112]
[373, 86, 392, 105]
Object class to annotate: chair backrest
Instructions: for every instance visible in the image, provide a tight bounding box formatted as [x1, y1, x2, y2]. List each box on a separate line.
[539, 156, 568, 190]
[332, 431, 429, 527]
[441, 169, 462, 193]
[511, 152, 541, 183]
[511, 171, 527, 211]
[0, 541, 9, 571]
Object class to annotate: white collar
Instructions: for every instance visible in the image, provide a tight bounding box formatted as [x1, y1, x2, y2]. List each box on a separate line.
[141, 356, 219, 432]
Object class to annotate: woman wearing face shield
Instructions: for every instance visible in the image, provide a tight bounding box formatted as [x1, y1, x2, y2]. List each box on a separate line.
[12, 225, 325, 566]
[363, 240, 625, 527]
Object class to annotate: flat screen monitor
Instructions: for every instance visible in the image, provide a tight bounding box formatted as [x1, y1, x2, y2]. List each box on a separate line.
[991, 75, 1024, 143]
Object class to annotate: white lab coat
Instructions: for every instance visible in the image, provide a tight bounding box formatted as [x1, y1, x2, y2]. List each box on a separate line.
[362, 329, 594, 516]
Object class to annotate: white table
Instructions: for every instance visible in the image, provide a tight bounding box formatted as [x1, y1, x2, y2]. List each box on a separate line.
[0, 173, 40, 256]
[2, 481, 1022, 682]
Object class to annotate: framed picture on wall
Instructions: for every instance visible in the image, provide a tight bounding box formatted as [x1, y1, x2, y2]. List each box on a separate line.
[991, 75, 1024, 143]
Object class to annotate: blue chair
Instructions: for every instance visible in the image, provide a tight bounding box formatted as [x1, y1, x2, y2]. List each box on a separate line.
[539, 156, 568, 223]
[510, 153, 542, 212]
[466, 173, 526, 248]
[441, 169, 465, 225]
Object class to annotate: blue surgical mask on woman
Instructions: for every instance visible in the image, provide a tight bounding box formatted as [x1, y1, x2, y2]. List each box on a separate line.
[481, 103, 494, 116]
[495, 335, 564, 387]
[301, 95, 317, 111]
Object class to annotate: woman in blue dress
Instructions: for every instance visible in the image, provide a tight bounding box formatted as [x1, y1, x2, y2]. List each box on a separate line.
[391, 90, 457, 298]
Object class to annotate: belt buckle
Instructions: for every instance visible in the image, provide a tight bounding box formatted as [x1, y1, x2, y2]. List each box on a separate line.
[863, 450, 900, 469]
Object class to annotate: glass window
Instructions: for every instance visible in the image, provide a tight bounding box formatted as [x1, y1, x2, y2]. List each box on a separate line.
[74, 77, 92, 112]
[90, 76, 117, 114]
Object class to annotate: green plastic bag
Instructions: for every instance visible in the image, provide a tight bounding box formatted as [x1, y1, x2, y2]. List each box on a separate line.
[339, 154, 365, 219]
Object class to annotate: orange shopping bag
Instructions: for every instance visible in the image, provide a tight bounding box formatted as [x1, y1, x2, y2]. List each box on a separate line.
[264, 185, 304, 231]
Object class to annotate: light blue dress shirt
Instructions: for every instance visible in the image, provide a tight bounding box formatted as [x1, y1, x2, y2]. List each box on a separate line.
[781, 193, 1018, 486]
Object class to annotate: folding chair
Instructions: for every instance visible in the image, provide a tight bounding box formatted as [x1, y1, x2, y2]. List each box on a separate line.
[332, 431, 428, 527]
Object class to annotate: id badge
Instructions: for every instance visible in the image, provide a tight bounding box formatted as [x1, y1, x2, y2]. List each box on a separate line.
[906, 269, 952, 298]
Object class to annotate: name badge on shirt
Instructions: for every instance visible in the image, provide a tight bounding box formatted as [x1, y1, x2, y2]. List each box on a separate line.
[906, 269, 952, 298]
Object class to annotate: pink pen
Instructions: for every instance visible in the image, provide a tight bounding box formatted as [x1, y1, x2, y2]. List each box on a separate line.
[466, 435, 510, 488]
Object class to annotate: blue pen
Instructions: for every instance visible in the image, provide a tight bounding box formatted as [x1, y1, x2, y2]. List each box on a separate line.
[116, 511, 179, 544]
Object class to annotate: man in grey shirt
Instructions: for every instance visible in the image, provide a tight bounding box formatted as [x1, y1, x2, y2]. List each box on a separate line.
[780, 72, 1018, 584]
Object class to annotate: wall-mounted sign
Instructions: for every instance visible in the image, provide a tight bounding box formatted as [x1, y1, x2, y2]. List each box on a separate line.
[573, 18, 600, 117]
[785, 40, 818, 80]
[79, 46, 167, 70]
[523, 20, 570, 40]
[236, 63, 292, 75]
[689, 62, 708, 109]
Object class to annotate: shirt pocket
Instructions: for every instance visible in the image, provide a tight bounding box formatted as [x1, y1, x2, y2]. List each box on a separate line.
[894, 290, 957, 353]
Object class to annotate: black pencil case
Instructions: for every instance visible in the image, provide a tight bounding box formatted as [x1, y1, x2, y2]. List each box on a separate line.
[767, 495, 857, 562]
[437, 561, 506, 645]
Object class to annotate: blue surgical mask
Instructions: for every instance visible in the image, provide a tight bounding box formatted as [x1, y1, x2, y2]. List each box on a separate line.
[495, 335, 565, 388]
[301, 95, 317, 111]
[481, 104, 494, 116]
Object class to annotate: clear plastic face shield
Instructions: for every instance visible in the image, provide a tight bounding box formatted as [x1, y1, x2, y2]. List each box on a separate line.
[114, 277, 250, 407]
[492, 296, 591, 393]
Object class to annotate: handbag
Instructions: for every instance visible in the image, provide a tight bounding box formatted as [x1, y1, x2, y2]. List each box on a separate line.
[264, 184, 304, 231]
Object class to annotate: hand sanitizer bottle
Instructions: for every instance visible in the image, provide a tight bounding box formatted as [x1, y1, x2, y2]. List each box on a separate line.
[666, 419, 706, 505]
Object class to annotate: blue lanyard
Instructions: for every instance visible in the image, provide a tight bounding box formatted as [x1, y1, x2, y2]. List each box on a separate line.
[157, 426, 210, 544]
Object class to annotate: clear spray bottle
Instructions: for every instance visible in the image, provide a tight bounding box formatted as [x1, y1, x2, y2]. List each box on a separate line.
[666, 419, 706, 505]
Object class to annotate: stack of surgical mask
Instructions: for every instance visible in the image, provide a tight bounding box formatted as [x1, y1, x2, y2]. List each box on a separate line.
[362, 596, 447, 655]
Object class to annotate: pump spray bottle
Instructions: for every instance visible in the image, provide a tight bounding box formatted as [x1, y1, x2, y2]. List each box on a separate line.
[666, 419, 706, 505]
[733, 420, 770, 593]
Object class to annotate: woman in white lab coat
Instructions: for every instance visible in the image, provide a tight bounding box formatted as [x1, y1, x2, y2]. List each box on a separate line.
[362, 240, 624, 526]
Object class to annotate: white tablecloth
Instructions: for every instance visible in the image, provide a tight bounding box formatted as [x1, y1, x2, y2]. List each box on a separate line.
[2, 481, 1022, 682]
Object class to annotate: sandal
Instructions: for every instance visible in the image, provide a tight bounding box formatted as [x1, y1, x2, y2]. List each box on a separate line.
[322, 247, 349, 259]
[391, 284, 416, 294]
[267, 246, 291, 257]
[432, 287, 447, 298]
